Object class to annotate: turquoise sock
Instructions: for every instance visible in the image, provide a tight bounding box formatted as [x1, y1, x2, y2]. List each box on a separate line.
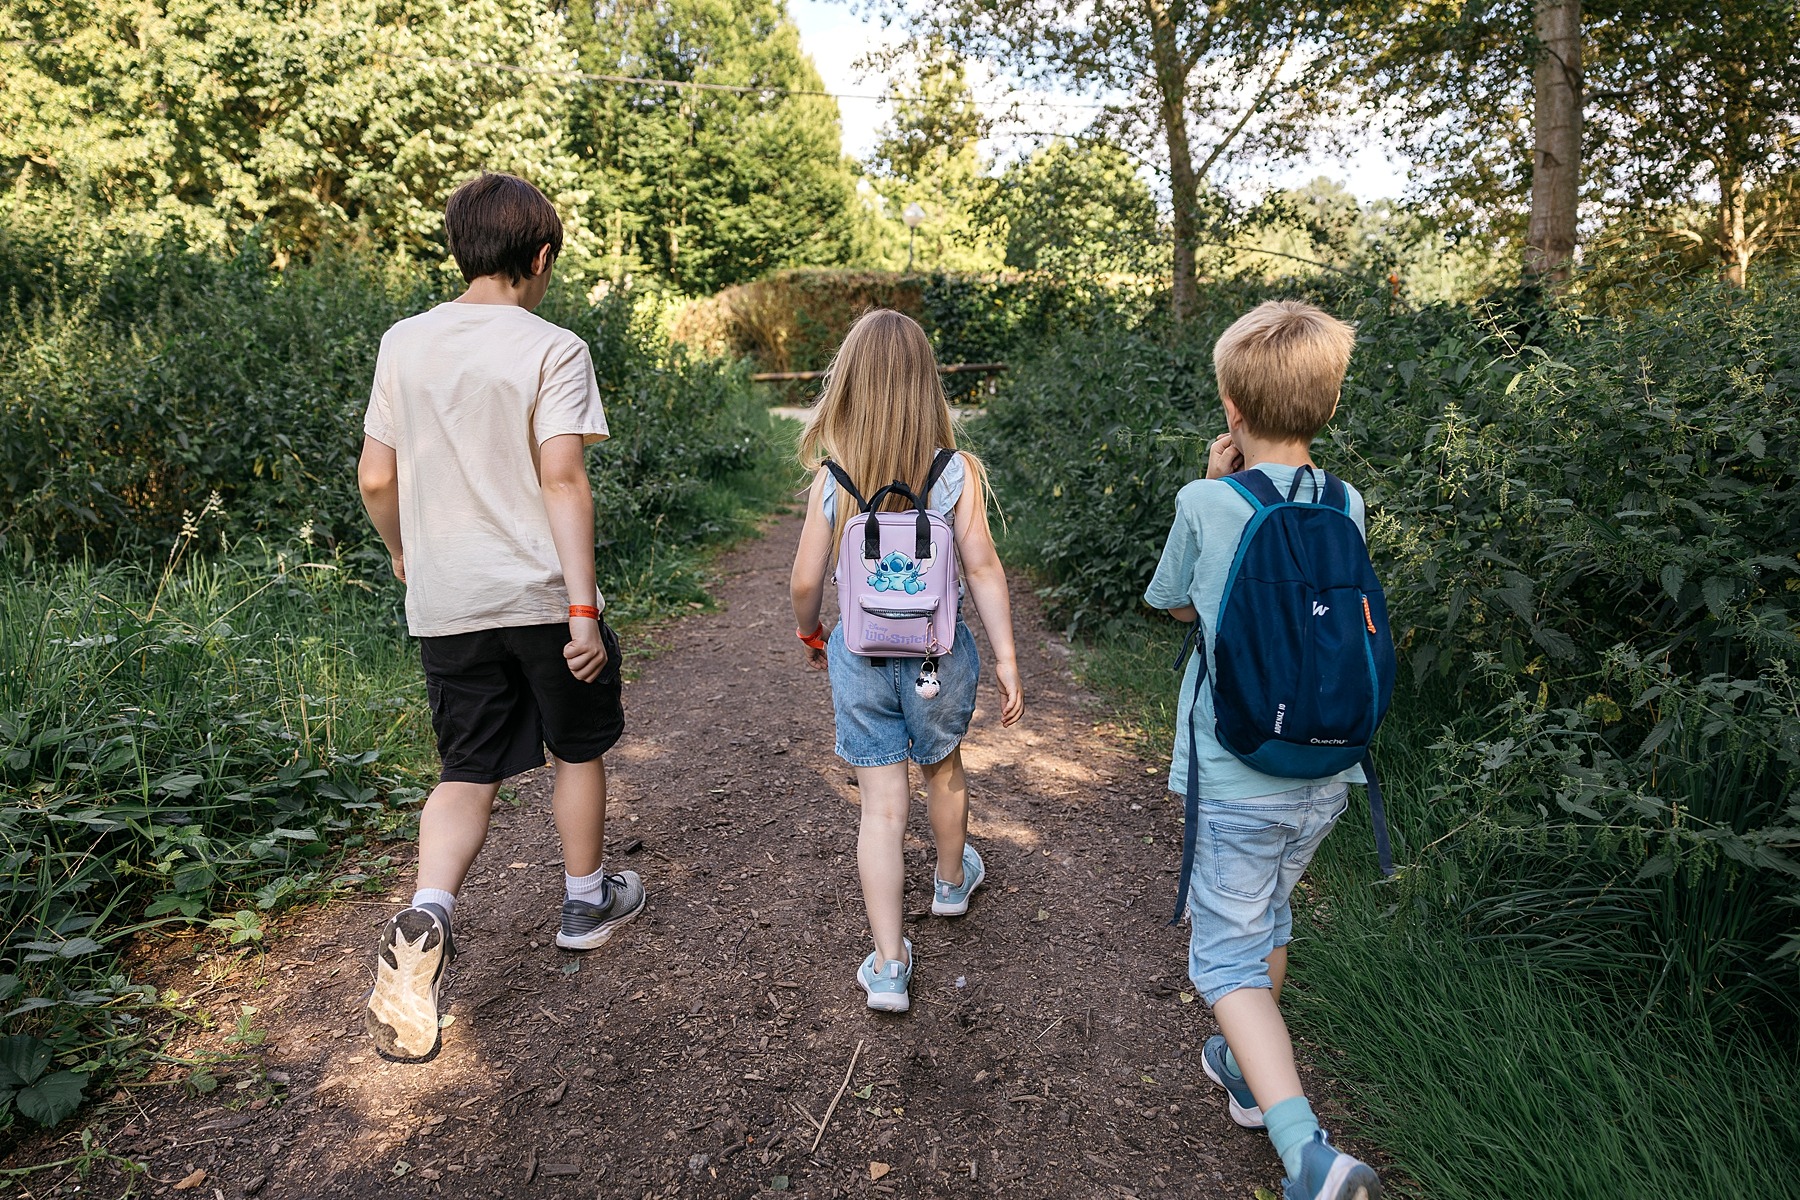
[1224, 1046, 1243, 1078]
[1264, 1095, 1320, 1179]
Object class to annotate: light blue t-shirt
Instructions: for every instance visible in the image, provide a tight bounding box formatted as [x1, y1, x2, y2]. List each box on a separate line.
[820, 450, 967, 527]
[1143, 464, 1369, 800]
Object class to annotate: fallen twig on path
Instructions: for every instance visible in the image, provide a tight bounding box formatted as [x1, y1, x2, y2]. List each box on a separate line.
[810, 1038, 865, 1154]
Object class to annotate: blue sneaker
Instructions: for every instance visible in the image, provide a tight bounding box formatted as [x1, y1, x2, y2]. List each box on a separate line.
[1283, 1131, 1381, 1200]
[931, 844, 986, 916]
[857, 940, 914, 1013]
[1201, 1034, 1264, 1128]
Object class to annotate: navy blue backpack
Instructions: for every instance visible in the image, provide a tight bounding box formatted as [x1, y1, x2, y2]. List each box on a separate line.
[1170, 466, 1398, 923]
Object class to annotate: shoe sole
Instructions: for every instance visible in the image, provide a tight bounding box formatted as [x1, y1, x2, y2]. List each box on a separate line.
[1200, 1051, 1265, 1128]
[365, 909, 448, 1063]
[555, 888, 647, 951]
[862, 987, 911, 1013]
[930, 858, 985, 917]
[1317, 1154, 1380, 1200]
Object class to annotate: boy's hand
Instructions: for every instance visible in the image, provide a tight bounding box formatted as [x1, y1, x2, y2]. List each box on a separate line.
[1206, 432, 1244, 480]
[564, 617, 608, 682]
[995, 660, 1025, 726]
[802, 644, 828, 671]
[391, 553, 407, 583]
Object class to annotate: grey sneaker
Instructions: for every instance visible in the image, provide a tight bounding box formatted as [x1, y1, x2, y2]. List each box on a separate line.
[556, 871, 647, 950]
[931, 844, 986, 916]
[365, 903, 453, 1063]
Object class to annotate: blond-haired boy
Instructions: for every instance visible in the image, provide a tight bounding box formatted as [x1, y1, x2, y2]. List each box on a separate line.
[1144, 300, 1381, 1200]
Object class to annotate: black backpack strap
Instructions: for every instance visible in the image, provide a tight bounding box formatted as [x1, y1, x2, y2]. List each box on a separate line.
[921, 448, 959, 499]
[1225, 469, 1283, 508]
[1363, 751, 1396, 877]
[1170, 621, 1209, 925]
[859, 482, 931, 563]
[821, 460, 867, 512]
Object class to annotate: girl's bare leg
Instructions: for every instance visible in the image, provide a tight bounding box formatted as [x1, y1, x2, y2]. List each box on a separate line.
[855, 762, 912, 965]
[920, 750, 969, 886]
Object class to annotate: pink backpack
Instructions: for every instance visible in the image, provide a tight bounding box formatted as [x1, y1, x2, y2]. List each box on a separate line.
[824, 450, 960, 658]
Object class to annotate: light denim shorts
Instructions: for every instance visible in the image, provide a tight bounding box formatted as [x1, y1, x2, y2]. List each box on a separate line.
[827, 620, 980, 768]
[1185, 781, 1350, 1005]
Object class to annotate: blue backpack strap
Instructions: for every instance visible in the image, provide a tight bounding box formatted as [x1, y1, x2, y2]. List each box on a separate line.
[1224, 469, 1283, 509]
[1285, 464, 1317, 502]
[1363, 751, 1396, 877]
[1321, 471, 1350, 514]
[1170, 621, 1208, 925]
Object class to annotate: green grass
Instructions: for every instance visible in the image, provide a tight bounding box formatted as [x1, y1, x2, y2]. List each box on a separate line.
[0, 424, 792, 1138]
[1062, 610, 1800, 1200]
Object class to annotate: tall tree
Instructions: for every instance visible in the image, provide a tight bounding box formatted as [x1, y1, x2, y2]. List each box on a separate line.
[564, 0, 864, 294]
[1525, 0, 1582, 281]
[984, 139, 1163, 280]
[1586, 1, 1800, 285]
[863, 41, 1005, 271]
[878, 0, 1337, 320]
[0, 0, 588, 263]
[1346, 0, 1800, 284]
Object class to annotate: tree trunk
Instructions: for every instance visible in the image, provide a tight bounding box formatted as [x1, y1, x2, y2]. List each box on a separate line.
[1525, 0, 1582, 282]
[1146, 0, 1199, 321]
[1717, 167, 1751, 287]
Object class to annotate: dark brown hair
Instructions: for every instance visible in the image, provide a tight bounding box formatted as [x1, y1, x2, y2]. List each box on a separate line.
[443, 172, 564, 284]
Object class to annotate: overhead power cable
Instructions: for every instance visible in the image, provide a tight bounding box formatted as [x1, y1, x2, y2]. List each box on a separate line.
[387, 51, 1113, 110]
[3, 36, 1111, 110]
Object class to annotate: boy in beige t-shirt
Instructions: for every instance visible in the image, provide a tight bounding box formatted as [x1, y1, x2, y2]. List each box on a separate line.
[357, 172, 645, 1063]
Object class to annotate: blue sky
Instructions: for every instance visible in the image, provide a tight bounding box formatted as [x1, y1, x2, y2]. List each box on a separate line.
[787, 0, 1414, 202]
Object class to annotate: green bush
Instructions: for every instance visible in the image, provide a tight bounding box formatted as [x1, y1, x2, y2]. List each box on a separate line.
[0, 540, 431, 1132]
[0, 240, 787, 588]
[984, 277, 1800, 1038]
[0, 233, 793, 1137]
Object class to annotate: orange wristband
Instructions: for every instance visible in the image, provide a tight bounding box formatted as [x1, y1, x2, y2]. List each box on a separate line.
[797, 623, 827, 650]
[568, 604, 600, 620]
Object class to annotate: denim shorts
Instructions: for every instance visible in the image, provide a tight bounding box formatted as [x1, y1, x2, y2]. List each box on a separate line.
[827, 619, 979, 768]
[1185, 781, 1350, 1005]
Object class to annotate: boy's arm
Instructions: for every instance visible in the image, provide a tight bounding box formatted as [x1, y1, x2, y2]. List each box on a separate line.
[1144, 487, 1202, 624]
[357, 436, 405, 582]
[539, 433, 606, 683]
[953, 467, 1025, 727]
[789, 470, 833, 670]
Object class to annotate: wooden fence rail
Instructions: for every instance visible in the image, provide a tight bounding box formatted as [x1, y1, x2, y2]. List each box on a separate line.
[750, 362, 1007, 383]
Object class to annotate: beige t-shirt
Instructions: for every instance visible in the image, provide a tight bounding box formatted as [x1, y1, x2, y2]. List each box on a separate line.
[363, 302, 609, 638]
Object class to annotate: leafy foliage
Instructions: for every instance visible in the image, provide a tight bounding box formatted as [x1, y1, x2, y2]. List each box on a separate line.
[565, 0, 865, 293]
[0, 0, 588, 263]
[985, 277, 1800, 1036]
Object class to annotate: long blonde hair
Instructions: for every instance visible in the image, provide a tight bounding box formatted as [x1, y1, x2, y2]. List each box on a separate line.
[799, 309, 990, 555]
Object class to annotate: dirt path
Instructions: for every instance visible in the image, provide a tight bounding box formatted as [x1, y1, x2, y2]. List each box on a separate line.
[24, 511, 1365, 1199]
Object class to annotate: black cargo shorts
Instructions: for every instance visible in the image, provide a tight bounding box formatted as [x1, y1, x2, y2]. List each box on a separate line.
[419, 621, 624, 784]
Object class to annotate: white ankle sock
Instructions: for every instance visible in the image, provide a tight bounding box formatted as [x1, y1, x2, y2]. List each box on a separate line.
[411, 888, 456, 920]
[565, 866, 611, 906]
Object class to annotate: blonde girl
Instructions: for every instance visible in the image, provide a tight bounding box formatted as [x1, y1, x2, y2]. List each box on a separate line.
[789, 309, 1025, 1013]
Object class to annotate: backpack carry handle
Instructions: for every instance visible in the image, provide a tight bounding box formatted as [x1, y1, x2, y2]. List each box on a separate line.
[859, 481, 932, 563]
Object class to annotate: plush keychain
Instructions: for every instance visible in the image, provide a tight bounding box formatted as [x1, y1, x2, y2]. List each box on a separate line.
[914, 658, 941, 699]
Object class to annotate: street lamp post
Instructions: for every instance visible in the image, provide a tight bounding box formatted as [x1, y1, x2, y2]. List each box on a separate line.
[903, 203, 926, 272]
